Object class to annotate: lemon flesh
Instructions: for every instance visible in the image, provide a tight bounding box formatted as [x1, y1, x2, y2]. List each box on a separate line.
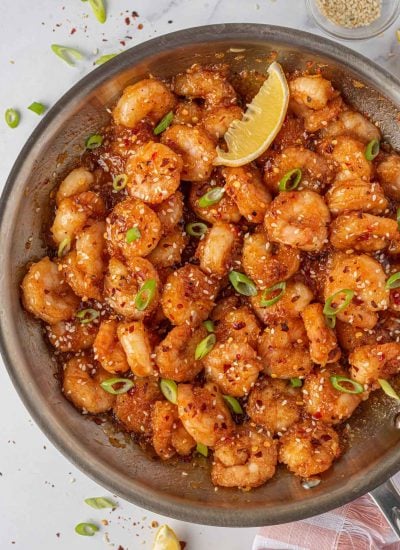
[214, 61, 289, 167]
[152, 524, 181, 550]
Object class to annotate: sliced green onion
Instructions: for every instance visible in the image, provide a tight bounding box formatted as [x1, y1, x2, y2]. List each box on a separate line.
[100, 377, 134, 395]
[325, 315, 336, 329]
[28, 102, 46, 115]
[198, 187, 225, 208]
[95, 53, 117, 65]
[290, 378, 302, 388]
[154, 111, 174, 135]
[397, 207, 400, 230]
[203, 320, 215, 333]
[323, 289, 354, 317]
[5, 108, 20, 129]
[51, 44, 84, 66]
[84, 497, 117, 509]
[278, 168, 302, 191]
[330, 375, 363, 395]
[57, 236, 71, 258]
[365, 139, 380, 161]
[88, 0, 106, 23]
[76, 308, 99, 324]
[386, 272, 400, 290]
[260, 281, 286, 308]
[75, 523, 99, 536]
[223, 395, 243, 414]
[126, 226, 141, 243]
[185, 222, 208, 237]
[378, 379, 400, 401]
[196, 442, 208, 457]
[135, 279, 157, 311]
[228, 271, 257, 297]
[85, 134, 103, 149]
[160, 379, 178, 404]
[113, 173, 128, 191]
[195, 333, 216, 360]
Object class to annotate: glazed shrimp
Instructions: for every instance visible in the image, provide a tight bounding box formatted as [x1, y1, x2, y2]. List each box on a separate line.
[211, 427, 277, 489]
[155, 324, 208, 382]
[104, 257, 160, 320]
[117, 321, 155, 377]
[322, 110, 381, 144]
[151, 401, 195, 460]
[258, 318, 313, 379]
[46, 318, 98, 352]
[303, 366, 363, 424]
[161, 124, 216, 181]
[161, 264, 217, 325]
[62, 354, 116, 414]
[177, 382, 234, 446]
[291, 96, 343, 133]
[210, 295, 240, 322]
[289, 75, 337, 111]
[106, 197, 162, 259]
[153, 191, 184, 234]
[222, 165, 272, 223]
[214, 305, 261, 348]
[242, 230, 300, 290]
[202, 105, 243, 140]
[113, 78, 176, 129]
[189, 180, 241, 224]
[196, 221, 241, 278]
[113, 377, 162, 436]
[349, 343, 400, 388]
[203, 341, 263, 397]
[318, 136, 372, 181]
[301, 303, 341, 366]
[264, 190, 330, 252]
[173, 100, 203, 126]
[125, 142, 183, 204]
[335, 320, 391, 353]
[93, 320, 129, 374]
[376, 154, 400, 201]
[247, 378, 302, 435]
[325, 179, 388, 216]
[56, 167, 94, 205]
[279, 419, 340, 478]
[22, 257, 79, 324]
[147, 227, 188, 268]
[330, 212, 398, 252]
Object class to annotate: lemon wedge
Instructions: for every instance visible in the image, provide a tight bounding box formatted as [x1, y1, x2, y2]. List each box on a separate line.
[214, 61, 289, 167]
[152, 524, 181, 550]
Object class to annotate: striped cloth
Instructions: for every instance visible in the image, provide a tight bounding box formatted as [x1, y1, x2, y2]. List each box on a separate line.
[253, 474, 400, 550]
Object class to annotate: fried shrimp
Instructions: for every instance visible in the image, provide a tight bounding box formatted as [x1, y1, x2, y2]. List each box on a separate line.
[329, 212, 398, 252]
[196, 221, 241, 278]
[46, 318, 98, 352]
[147, 227, 187, 268]
[151, 401, 195, 459]
[318, 136, 372, 181]
[117, 321, 155, 377]
[56, 167, 94, 205]
[93, 320, 129, 374]
[214, 305, 260, 348]
[326, 179, 389, 216]
[349, 343, 400, 388]
[153, 191, 184, 234]
[301, 303, 341, 366]
[202, 105, 243, 140]
[376, 154, 400, 201]
[189, 180, 241, 224]
[289, 75, 337, 111]
[322, 110, 381, 144]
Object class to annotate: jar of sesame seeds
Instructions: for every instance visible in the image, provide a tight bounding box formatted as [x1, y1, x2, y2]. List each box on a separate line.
[305, 0, 400, 40]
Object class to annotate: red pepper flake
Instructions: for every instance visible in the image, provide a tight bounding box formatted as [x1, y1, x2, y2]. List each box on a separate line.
[125, 17, 130, 25]
[138, 23, 143, 30]
[120, 40, 126, 46]
[132, 11, 139, 17]
[70, 27, 76, 35]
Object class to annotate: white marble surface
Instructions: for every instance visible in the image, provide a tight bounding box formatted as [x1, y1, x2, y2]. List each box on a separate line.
[0, 1, 399, 549]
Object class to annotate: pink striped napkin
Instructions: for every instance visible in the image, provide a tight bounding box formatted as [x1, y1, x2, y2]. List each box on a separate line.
[253, 473, 400, 550]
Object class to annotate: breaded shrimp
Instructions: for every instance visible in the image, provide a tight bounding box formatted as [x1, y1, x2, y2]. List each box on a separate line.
[196, 221, 241, 278]
[301, 303, 341, 366]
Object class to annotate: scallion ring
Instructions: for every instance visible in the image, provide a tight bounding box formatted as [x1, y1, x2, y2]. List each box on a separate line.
[223, 395, 243, 414]
[95, 53, 117, 65]
[365, 139, 380, 161]
[260, 281, 286, 307]
[113, 173, 128, 192]
[100, 377, 134, 395]
[290, 378, 302, 388]
[51, 44, 83, 66]
[76, 308, 99, 324]
[203, 320, 215, 333]
[84, 497, 117, 509]
[386, 272, 400, 290]
[325, 315, 336, 329]
[75, 523, 99, 536]
[87, 0, 106, 23]
[126, 226, 141, 243]
[57, 236, 71, 258]
[278, 168, 302, 191]
[378, 379, 400, 401]
[323, 289, 354, 317]
[198, 187, 225, 208]
[85, 133, 103, 149]
[195, 333, 216, 360]
[228, 271, 257, 297]
[196, 442, 208, 457]
[185, 222, 208, 237]
[397, 207, 400, 230]
[153, 111, 174, 135]
[330, 375, 363, 395]
[160, 379, 178, 404]
[5, 108, 20, 129]
[28, 102, 46, 115]
[135, 279, 157, 311]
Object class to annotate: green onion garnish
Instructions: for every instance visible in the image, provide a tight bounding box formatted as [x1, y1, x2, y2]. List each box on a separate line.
[228, 271, 257, 297]
[203, 320, 215, 333]
[323, 289, 354, 317]
[397, 207, 400, 230]
[325, 315, 336, 329]
[28, 102, 46, 115]
[195, 333, 216, 360]
[85, 134, 103, 149]
[154, 111, 174, 135]
[378, 379, 400, 401]
[260, 281, 286, 307]
[223, 395, 243, 414]
[87, 0, 106, 23]
[75, 523, 99, 536]
[95, 53, 117, 65]
[365, 139, 380, 161]
[76, 308, 99, 324]
[290, 378, 302, 388]
[100, 377, 134, 395]
[330, 375, 363, 395]
[84, 497, 117, 509]
[196, 442, 208, 457]
[386, 272, 400, 290]
[57, 236, 71, 258]
[160, 379, 178, 404]
[126, 226, 141, 243]
[185, 222, 208, 237]
[51, 44, 84, 66]
[113, 173, 128, 192]
[278, 168, 302, 191]
[5, 108, 20, 129]
[198, 187, 225, 208]
[135, 279, 157, 311]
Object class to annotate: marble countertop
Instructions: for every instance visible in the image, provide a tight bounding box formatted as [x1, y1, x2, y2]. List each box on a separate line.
[0, 1, 399, 549]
